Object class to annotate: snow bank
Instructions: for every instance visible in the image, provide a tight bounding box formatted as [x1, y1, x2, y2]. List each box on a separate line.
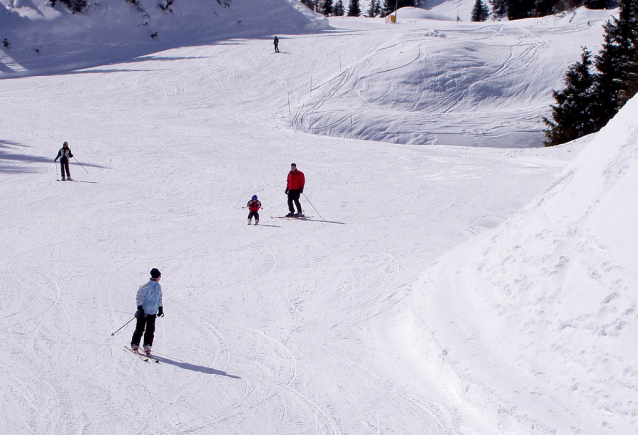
[410, 95, 638, 433]
[293, 8, 612, 147]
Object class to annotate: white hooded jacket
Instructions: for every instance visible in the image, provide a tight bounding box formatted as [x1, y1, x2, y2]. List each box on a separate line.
[136, 279, 163, 315]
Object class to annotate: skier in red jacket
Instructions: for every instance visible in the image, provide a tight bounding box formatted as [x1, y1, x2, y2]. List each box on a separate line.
[285, 163, 305, 217]
[247, 195, 262, 225]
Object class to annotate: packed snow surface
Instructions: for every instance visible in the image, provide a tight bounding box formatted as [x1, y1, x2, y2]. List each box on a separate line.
[1, 1, 636, 434]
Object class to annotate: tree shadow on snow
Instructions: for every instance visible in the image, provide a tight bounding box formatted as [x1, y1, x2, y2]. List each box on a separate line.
[0, 23, 329, 79]
[0, 139, 109, 173]
[153, 354, 241, 379]
[0, 139, 53, 173]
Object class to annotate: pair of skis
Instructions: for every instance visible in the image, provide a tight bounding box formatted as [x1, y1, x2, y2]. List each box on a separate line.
[272, 215, 313, 219]
[124, 346, 160, 364]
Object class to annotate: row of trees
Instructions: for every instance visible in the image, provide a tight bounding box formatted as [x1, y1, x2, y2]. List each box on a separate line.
[300, 0, 418, 17]
[304, 0, 615, 20]
[543, 0, 638, 145]
[470, 0, 616, 22]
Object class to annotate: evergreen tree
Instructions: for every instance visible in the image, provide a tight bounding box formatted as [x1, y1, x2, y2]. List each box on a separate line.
[543, 48, 597, 146]
[592, 0, 638, 128]
[584, 0, 608, 9]
[300, 0, 317, 10]
[320, 0, 334, 15]
[471, 0, 490, 21]
[544, 0, 638, 146]
[382, 0, 395, 15]
[367, 0, 380, 17]
[334, 0, 345, 16]
[506, 0, 535, 20]
[348, 0, 361, 16]
[490, 0, 507, 18]
[56, 0, 87, 12]
[533, 0, 556, 16]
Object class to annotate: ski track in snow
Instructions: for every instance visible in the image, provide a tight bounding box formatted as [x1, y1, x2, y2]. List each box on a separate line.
[0, 3, 623, 435]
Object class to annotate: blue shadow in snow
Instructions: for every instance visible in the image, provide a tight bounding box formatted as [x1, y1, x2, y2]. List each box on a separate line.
[0, 139, 109, 173]
[153, 354, 241, 378]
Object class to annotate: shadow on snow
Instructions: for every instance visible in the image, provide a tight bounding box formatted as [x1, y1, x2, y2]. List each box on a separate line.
[0, 139, 108, 174]
[153, 354, 241, 379]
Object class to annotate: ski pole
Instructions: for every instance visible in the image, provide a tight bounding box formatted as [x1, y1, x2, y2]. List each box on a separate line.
[73, 156, 89, 173]
[54, 160, 59, 179]
[111, 316, 136, 336]
[302, 193, 324, 221]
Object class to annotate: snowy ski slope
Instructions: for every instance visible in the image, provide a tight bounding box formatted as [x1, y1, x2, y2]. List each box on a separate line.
[1, 1, 636, 434]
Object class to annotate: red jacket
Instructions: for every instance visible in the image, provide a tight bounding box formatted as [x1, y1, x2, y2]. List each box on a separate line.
[287, 170, 305, 191]
[247, 199, 261, 212]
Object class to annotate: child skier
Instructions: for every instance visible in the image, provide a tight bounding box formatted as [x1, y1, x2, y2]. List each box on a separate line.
[247, 195, 262, 225]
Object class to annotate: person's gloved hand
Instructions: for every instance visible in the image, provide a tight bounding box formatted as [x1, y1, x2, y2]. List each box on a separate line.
[135, 305, 145, 318]
[157, 306, 164, 318]
[299, 187, 304, 193]
[285, 189, 289, 194]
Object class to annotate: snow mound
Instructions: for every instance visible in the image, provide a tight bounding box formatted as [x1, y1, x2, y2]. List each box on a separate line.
[411, 94, 638, 433]
[394, 6, 454, 21]
[292, 7, 614, 147]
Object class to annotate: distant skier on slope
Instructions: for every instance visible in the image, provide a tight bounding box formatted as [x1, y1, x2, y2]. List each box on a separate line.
[273, 36, 280, 53]
[285, 163, 305, 217]
[54, 141, 73, 181]
[247, 195, 262, 225]
[130, 268, 164, 356]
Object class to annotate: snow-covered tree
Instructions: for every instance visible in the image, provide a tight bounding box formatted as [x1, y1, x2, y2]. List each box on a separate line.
[543, 48, 597, 146]
[334, 0, 345, 16]
[367, 0, 381, 17]
[382, 0, 394, 15]
[471, 0, 490, 21]
[320, 0, 334, 15]
[348, 0, 361, 16]
[490, 0, 507, 18]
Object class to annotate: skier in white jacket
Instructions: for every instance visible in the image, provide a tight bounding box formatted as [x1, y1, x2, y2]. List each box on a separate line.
[130, 268, 164, 356]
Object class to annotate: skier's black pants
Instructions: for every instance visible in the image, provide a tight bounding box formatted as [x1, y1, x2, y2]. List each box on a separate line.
[59, 160, 71, 178]
[131, 314, 157, 347]
[248, 211, 259, 221]
[287, 190, 302, 213]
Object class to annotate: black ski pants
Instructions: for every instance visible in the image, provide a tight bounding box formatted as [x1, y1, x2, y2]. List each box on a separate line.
[287, 190, 302, 214]
[248, 211, 260, 221]
[59, 159, 71, 178]
[131, 314, 157, 347]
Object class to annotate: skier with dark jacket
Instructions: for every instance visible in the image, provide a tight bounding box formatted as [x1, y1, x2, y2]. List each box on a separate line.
[285, 163, 305, 217]
[273, 36, 280, 53]
[131, 268, 164, 356]
[247, 195, 262, 225]
[54, 142, 73, 180]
